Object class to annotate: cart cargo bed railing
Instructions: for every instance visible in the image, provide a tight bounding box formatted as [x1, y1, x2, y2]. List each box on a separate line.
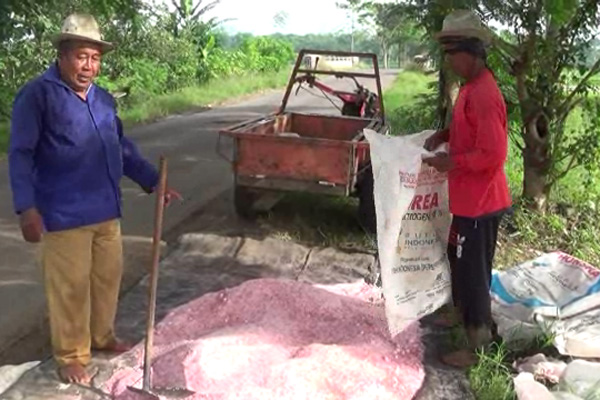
[219, 112, 384, 196]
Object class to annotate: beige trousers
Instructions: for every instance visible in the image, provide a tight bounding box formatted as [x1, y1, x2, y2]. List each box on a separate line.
[42, 219, 123, 366]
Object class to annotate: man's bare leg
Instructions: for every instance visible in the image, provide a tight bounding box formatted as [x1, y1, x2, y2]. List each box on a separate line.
[92, 338, 133, 353]
[58, 363, 91, 384]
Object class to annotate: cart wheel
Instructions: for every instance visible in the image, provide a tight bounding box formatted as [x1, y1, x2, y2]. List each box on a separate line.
[234, 184, 258, 220]
[357, 163, 377, 236]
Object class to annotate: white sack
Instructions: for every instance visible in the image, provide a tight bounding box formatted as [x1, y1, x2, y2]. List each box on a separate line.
[364, 128, 452, 335]
[491, 251, 600, 358]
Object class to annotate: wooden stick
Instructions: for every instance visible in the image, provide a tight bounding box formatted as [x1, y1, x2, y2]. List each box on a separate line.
[141, 155, 168, 391]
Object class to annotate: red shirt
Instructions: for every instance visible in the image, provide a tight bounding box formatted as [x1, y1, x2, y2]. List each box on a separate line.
[448, 68, 512, 218]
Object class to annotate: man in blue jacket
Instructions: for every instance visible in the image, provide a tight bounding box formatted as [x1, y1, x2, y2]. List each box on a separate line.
[8, 13, 180, 384]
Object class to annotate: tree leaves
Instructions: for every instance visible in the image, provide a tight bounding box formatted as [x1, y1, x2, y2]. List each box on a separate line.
[545, 0, 579, 24]
[380, 0, 600, 202]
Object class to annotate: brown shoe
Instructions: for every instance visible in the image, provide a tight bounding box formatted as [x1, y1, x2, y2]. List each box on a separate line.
[58, 362, 91, 385]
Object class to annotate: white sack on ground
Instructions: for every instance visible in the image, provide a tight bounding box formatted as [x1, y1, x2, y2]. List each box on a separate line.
[491, 251, 600, 358]
[364, 129, 452, 336]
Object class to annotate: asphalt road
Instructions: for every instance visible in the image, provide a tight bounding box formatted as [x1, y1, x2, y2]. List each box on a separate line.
[0, 69, 399, 364]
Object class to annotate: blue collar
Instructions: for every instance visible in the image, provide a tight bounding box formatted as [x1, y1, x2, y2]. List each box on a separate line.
[42, 62, 95, 97]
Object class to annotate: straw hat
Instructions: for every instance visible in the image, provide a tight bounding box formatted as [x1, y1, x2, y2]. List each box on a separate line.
[434, 10, 491, 45]
[51, 13, 114, 53]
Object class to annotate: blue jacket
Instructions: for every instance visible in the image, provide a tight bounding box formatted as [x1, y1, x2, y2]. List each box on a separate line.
[8, 63, 159, 232]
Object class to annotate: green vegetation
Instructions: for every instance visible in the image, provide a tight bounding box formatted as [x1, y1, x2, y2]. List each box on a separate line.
[261, 193, 374, 252]
[469, 343, 514, 400]
[0, 123, 8, 154]
[466, 330, 561, 400]
[118, 69, 290, 126]
[0, 0, 428, 155]
[383, 70, 436, 134]
[383, 71, 435, 116]
[0, 1, 298, 155]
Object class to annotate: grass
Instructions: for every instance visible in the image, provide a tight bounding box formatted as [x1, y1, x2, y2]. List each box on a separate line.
[0, 69, 291, 155]
[469, 343, 515, 400]
[385, 69, 437, 135]
[442, 317, 562, 400]
[382, 69, 435, 111]
[118, 69, 290, 126]
[0, 122, 7, 154]
[259, 193, 374, 252]
[495, 104, 600, 268]
[466, 329, 565, 400]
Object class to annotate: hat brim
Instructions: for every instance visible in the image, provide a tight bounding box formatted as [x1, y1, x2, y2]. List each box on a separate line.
[51, 33, 114, 53]
[434, 28, 491, 45]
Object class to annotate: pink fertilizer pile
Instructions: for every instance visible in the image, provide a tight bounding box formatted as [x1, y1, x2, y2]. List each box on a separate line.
[104, 278, 425, 400]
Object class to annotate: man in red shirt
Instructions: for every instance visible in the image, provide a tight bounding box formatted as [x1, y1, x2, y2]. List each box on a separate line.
[423, 10, 512, 367]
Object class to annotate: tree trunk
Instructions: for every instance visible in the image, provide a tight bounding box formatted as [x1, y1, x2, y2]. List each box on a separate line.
[522, 112, 552, 211]
[383, 46, 389, 69]
[437, 63, 459, 129]
[437, 60, 446, 127]
[523, 153, 550, 210]
[512, 45, 553, 212]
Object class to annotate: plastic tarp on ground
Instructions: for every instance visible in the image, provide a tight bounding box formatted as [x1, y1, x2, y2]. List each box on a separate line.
[0, 361, 40, 397]
[491, 251, 600, 358]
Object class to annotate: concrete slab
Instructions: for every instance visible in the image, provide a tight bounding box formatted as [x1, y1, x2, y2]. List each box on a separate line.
[0, 232, 474, 400]
[413, 318, 476, 400]
[0, 223, 46, 365]
[0, 234, 164, 366]
[235, 237, 311, 280]
[298, 247, 375, 284]
[169, 233, 243, 260]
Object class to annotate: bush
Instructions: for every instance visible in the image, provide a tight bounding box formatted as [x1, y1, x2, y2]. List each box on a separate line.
[240, 36, 295, 72]
[383, 71, 438, 134]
